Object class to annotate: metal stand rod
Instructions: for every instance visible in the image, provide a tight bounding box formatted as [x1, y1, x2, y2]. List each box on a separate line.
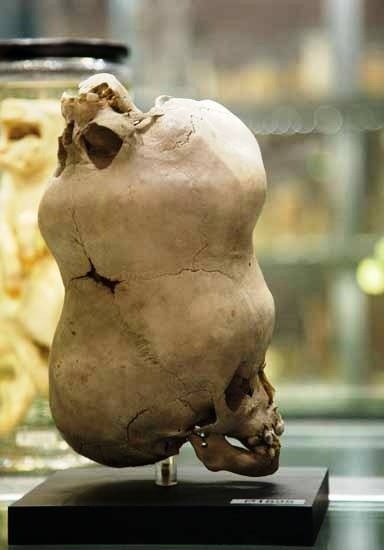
[155, 456, 178, 487]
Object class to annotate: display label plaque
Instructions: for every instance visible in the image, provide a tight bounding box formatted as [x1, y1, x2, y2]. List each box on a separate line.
[231, 498, 306, 505]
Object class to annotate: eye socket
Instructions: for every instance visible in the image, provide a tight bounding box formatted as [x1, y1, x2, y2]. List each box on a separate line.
[7, 123, 41, 140]
[82, 122, 123, 169]
[225, 367, 254, 412]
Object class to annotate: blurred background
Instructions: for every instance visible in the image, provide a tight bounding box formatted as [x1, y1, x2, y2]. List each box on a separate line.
[2, 0, 382, 415]
[0, 2, 384, 545]
[2, 0, 382, 411]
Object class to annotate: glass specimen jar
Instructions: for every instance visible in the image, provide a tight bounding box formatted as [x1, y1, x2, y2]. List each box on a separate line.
[0, 38, 131, 472]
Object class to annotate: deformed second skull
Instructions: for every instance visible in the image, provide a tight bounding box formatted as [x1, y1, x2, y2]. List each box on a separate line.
[38, 74, 284, 477]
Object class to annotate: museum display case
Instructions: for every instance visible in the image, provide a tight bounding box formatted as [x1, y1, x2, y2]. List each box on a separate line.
[0, 0, 383, 547]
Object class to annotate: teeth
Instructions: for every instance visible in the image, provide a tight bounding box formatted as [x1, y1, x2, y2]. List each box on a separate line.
[248, 426, 281, 450]
[269, 447, 276, 459]
[275, 420, 285, 436]
[263, 429, 274, 446]
[86, 92, 100, 102]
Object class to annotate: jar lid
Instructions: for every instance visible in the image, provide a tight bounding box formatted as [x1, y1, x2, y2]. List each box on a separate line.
[0, 38, 130, 61]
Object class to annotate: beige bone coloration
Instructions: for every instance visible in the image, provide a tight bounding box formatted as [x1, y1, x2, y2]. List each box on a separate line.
[39, 73, 284, 476]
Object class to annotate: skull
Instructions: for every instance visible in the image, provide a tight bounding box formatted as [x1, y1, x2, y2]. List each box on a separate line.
[38, 74, 284, 477]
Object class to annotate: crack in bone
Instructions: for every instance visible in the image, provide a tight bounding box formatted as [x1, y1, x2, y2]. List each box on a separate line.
[126, 408, 149, 440]
[71, 259, 121, 293]
[177, 397, 198, 415]
[69, 179, 92, 271]
[143, 266, 233, 281]
[162, 128, 193, 151]
[110, 297, 163, 370]
[192, 242, 209, 267]
[174, 128, 194, 148]
[162, 113, 195, 151]
[70, 257, 232, 285]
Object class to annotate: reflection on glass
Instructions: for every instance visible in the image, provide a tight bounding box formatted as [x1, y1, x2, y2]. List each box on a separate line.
[0, 97, 74, 472]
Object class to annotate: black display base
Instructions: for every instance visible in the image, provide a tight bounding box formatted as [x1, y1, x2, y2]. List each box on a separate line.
[9, 465, 328, 546]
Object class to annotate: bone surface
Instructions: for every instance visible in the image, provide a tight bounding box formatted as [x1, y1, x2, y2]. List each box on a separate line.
[39, 73, 283, 476]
